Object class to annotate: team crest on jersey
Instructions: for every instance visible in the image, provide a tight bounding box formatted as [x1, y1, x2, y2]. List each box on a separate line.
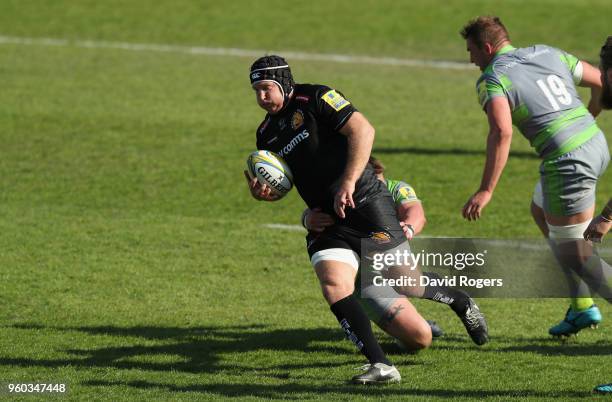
[291, 110, 304, 130]
[370, 231, 391, 244]
[321, 90, 350, 111]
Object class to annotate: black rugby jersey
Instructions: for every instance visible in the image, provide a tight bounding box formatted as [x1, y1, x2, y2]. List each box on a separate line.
[255, 84, 382, 213]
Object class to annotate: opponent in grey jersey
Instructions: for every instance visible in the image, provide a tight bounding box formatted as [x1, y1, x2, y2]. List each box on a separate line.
[459, 17, 609, 336]
[589, 37, 612, 396]
[477, 45, 598, 161]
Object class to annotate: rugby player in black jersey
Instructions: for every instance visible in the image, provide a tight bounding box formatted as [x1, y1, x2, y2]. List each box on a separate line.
[244, 55, 488, 384]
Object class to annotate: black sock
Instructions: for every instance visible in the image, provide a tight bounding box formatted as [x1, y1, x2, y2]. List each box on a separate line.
[330, 295, 391, 366]
[421, 272, 469, 314]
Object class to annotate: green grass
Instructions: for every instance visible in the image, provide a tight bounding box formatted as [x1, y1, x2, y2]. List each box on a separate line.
[0, 1, 611, 400]
[0, 0, 610, 61]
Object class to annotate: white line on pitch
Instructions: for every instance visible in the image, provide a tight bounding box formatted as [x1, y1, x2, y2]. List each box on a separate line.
[262, 223, 550, 251]
[261, 223, 611, 253]
[0, 35, 474, 70]
[264, 223, 306, 232]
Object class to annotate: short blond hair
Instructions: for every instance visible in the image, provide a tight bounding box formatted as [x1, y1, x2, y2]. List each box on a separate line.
[460, 16, 510, 49]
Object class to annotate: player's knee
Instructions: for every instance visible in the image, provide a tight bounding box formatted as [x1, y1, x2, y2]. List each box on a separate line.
[397, 325, 432, 351]
[313, 257, 358, 304]
[413, 323, 433, 349]
[395, 318, 432, 350]
[320, 281, 354, 296]
[547, 221, 595, 267]
[319, 279, 354, 305]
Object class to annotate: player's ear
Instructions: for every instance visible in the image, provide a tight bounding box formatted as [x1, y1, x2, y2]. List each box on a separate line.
[483, 42, 495, 56]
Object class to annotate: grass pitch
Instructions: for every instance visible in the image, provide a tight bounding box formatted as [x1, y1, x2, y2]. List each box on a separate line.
[0, 1, 610, 400]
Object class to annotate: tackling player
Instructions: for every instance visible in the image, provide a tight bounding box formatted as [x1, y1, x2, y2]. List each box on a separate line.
[459, 17, 610, 336]
[303, 156, 441, 351]
[244, 55, 488, 384]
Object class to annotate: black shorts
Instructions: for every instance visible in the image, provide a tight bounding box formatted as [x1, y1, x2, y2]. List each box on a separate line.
[306, 192, 405, 258]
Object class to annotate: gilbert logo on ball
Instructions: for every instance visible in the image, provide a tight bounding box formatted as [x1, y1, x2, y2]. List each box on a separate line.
[246, 150, 293, 197]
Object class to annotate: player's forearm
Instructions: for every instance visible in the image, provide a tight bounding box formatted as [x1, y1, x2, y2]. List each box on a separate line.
[588, 86, 603, 118]
[344, 135, 372, 184]
[580, 61, 603, 117]
[480, 98, 513, 193]
[479, 128, 512, 193]
[397, 203, 426, 235]
[340, 113, 375, 185]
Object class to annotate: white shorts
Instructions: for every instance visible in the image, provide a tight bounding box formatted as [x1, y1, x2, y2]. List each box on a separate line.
[310, 248, 359, 271]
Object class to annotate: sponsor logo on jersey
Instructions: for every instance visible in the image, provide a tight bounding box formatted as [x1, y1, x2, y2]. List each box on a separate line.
[278, 129, 310, 158]
[321, 89, 350, 111]
[291, 109, 304, 130]
[398, 186, 416, 201]
[370, 231, 391, 244]
[296, 95, 310, 102]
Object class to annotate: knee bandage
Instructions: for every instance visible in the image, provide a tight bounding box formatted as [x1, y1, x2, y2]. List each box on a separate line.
[547, 220, 591, 241]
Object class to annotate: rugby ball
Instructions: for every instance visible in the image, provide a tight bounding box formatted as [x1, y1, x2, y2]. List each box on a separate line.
[246, 150, 293, 197]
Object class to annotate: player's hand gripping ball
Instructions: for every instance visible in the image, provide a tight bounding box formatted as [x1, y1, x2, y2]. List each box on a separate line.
[246, 150, 293, 198]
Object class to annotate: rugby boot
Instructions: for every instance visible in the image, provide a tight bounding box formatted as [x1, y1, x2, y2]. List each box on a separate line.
[549, 304, 602, 337]
[352, 363, 401, 384]
[594, 383, 612, 394]
[452, 291, 489, 345]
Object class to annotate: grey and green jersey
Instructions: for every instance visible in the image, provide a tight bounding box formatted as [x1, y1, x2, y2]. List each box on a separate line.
[386, 179, 419, 205]
[476, 44, 601, 159]
[355, 178, 419, 324]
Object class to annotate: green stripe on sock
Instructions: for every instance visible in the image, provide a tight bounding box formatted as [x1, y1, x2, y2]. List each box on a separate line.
[571, 298, 594, 312]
